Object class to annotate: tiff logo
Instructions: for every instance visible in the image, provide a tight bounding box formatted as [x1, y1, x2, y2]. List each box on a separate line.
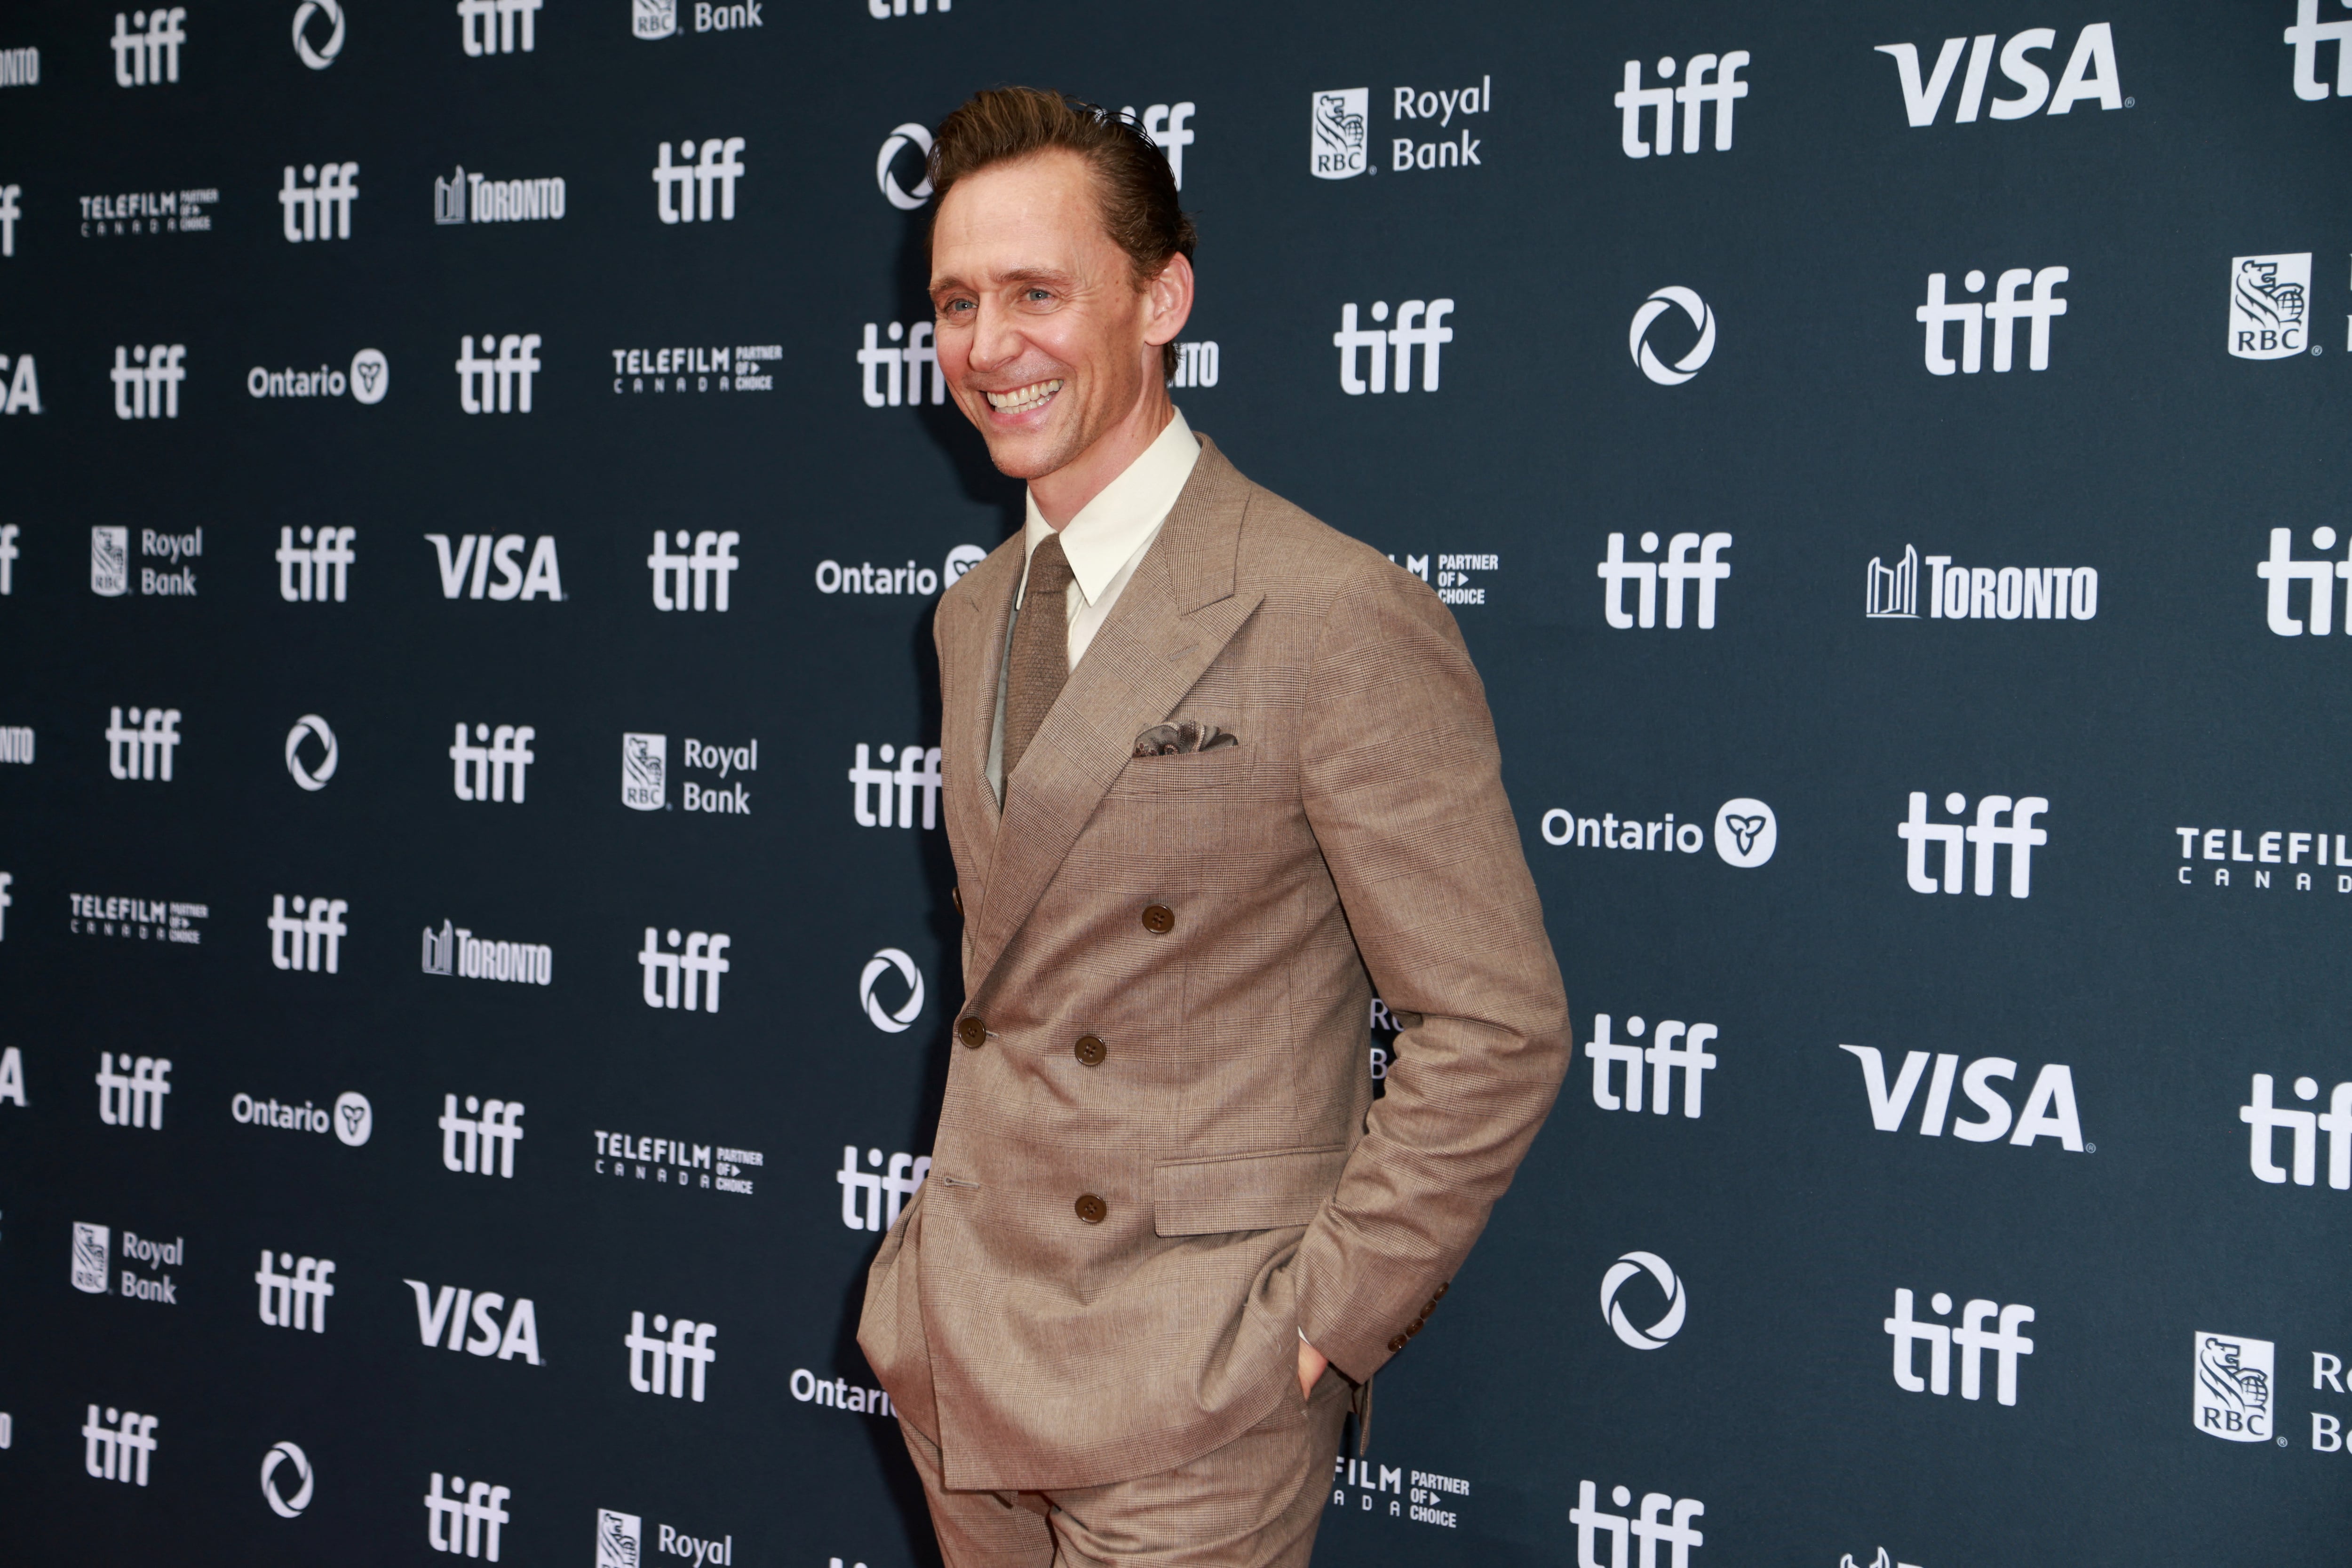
[254, 1251, 335, 1331]
[111, 8, 185, 86]
[2258, 526, 2352, 635]
[454, 334, 540, 412]
[279, 162, 358, 241]
[2287, 0, 2352, 98]
[1884, 1288, 2035, 1405]
[1, 183, 18, 256]
[858, 322, 944, 407]
[0, 523, 14, 592]
[2241, 1072, 2352, 1188]
[278, 526, 356, 602]
[1118, 101, 1195, 189]
[1616, 51, 1749, 157]
[839, 1145, 930, 1232]
[625, 1311, 717, 1401]
[849, 744, 942, 829]
[1584, 1014, 1718, 1118]
[1334, 299, 1454, 394]
[406, 1280, 543, 1363]
[424, 1473, 512, 1560]
[1597, 531, 1732, 629]
[449, 724, 536, 802]
[458, 0, 537, 55]
[1877, 24, 2123, 125]
[1899, 792, 2049, 897]
[1569, 1481, 1704, 1568]
[652, 138, 746, 223]
[82, 1406, 159, 1485]
[441, 1093, 525, 1177]
[427, 533, 563, 601]
[96, 1053, 173, 1128]
[105, 705, 182, 781]
[1841, 1045, 2086, 1149]
[647, 530, 739, 610]
[1917, 268, 2068, 374]
[640, 927, 731, 1012]
[112, 344, 186, 418]
[867, 0, 949, 15]
[267, 895, 347, 974]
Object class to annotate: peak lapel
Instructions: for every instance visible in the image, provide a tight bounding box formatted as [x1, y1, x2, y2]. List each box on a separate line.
[940, 539, 1023, 887]
[962, 438, 1261, 997]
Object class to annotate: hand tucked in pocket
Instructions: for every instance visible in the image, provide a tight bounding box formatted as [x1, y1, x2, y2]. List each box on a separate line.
[1133, 720, 1240, 758]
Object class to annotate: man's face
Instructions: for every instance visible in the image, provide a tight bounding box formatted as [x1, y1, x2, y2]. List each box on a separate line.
[928, 150, 1158, 483]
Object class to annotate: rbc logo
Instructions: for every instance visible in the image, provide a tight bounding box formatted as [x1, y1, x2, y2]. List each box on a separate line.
[2230, 253, 2311, 359]
[2193, 1331, 2274, 1441]
[1309, 88, 1368, 179]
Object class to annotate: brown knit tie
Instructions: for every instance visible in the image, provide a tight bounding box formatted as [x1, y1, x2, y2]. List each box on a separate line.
[1001, 533, 1074, 790]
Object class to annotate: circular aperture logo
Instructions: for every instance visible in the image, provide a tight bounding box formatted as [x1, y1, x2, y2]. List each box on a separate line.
[291, 0, 343, 69]
[261, 1440, 314, 1517]
[285, 714, 338, 791]
[859, 948, 924, 1033]
[876, 123, 934, 211]
[1600, 1251, 1687, 1350]
[1630, 286, 1716, 386]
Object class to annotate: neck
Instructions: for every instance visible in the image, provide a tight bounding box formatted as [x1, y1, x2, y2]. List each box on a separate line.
[1028, 382, 1173, 529]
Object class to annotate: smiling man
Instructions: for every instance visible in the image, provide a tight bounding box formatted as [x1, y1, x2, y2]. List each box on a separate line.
[857, 87, 1569, 1568]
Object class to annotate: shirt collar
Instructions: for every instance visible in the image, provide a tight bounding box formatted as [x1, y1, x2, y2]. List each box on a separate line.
[1022, 406, 1200, 605]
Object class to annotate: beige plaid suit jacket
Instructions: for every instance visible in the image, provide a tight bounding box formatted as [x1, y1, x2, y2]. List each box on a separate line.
[857, 436, 1568, 1494]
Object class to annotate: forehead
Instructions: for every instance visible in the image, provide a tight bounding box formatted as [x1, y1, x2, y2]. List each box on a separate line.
[930, 150, 1117, 286]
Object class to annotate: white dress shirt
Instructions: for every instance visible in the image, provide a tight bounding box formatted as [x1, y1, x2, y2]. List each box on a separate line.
[985, 407, 1201, 800]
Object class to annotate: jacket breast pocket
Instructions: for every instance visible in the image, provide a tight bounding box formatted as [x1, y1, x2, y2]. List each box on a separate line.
[1112, 744, 1256, 796]
[1151, 1144, 1348, 1237]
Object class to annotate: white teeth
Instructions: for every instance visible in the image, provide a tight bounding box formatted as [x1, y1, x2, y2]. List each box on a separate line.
[986, 378, 1063, 412]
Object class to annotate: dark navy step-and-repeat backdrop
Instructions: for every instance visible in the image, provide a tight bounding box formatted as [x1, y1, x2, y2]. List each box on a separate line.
[1, 0, 2347, 1562]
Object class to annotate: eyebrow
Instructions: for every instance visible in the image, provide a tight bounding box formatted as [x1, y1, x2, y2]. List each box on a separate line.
[930, 265, 1073, 296]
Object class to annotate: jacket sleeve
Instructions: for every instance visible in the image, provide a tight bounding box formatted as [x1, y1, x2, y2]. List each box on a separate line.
[1290, 555, 1570, 1381]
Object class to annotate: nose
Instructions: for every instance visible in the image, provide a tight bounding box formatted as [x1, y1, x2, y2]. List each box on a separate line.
[965, 299, 1024, 377]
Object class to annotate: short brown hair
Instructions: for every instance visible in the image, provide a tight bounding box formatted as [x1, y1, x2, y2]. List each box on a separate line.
[929, 87, 1197, 379]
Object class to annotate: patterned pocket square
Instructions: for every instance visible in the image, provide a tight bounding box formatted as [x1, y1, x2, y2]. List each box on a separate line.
[1133, 720, 1240, 758]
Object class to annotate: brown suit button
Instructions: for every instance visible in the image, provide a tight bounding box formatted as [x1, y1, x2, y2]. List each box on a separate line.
[1073, 1035, 1107, 1067]
[951, 886, 964, 915]
[1074, 1194, 1107, 1225]
[1433, 1282, 1449, 1302]
[1388, 1334, 1408, 1353]
[1421, 1297, 1439, 1317]
[1405, 1319, 1422, 1338]
[956, 1016, 988, 1049]
[1141, 904, 1175, 934]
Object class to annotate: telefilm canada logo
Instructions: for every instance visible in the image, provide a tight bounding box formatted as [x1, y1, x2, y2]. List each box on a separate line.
[612, 345, 777, 396]
[2175, 821, 2352, 893]
[593, 1126, 763, 1196]
[72, 892, 207, 944]
[1385, 550, 1498, 609]
[1541, 798, 1777, 868]
[82, 188, 216, 237]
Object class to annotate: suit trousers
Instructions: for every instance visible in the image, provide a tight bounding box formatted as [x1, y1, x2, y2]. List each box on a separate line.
[898, 1368, 1351, 1568]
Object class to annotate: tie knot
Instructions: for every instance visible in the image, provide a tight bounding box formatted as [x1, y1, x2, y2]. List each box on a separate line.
[1026, 533, 1074, 598]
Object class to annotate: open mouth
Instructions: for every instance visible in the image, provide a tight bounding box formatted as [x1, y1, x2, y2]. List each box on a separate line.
[985, 378, 1063, 414]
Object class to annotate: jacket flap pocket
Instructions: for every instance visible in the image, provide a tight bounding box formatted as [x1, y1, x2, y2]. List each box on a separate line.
[1152, 1144, 1348, 1237]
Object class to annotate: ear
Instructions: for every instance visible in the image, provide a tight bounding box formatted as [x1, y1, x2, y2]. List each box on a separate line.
[1142, 251, 1195, 352]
